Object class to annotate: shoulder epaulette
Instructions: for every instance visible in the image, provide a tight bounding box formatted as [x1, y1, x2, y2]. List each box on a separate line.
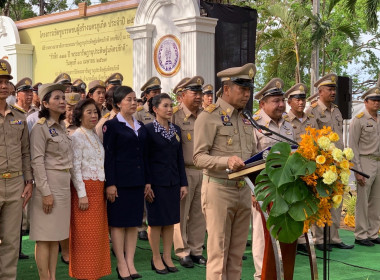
[103, 112, 110, 118]
[136, 106, 143, 112]
[37, 117, 46, 124]
[332, 103, 338, 108]
[356, 112, 364, 119]
[283, 114, 289, 121]
[10, 104, 26, 113]
[311, 102, 318, 108]
[253, 115, 261, 121]
[173, 105, 179, 114]
[308, 113, 315, 118]
[204, 104, 218, 113]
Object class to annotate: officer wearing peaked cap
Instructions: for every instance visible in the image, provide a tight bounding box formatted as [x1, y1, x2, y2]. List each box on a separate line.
[0, 59, 33, 280]
[72, 79, 87, 100]
[193, 63, 257, 280]
[105, 73, 123, 91]
[251, 78, 295, 280]
[349, 87, 380, 247]
[172, 76, 206, 268]
[284, 83, 317, 143]
[53, 73, 72, 93]
[307, 91, 319, 104]
[173, 77, 190, 105]
[202, 84, 214, 109]
[134, 77, 162, 125]
[64, 92, 81, 136]
[14, 77, 38, 117]
[306, 73, 354, 251]
[32, 82, 42, 109]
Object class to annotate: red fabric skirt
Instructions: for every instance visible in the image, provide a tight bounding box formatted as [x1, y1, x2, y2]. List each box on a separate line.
[69, 180, 111, 279]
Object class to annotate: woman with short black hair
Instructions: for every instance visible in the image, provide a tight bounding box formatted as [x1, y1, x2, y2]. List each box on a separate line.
[104, 86, 149, 279]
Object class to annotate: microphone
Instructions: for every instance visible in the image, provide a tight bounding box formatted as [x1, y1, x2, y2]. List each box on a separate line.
[242, 109, 263, 132]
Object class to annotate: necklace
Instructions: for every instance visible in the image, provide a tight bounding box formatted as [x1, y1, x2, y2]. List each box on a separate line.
[80, 127, 101, 155]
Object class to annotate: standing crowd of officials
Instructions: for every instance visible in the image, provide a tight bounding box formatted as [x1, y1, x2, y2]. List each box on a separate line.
[0, 56, 380, 280]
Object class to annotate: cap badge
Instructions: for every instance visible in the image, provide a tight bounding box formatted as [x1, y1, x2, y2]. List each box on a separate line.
[299, 85, 304, 92]
[99, 81, 105, 86]
[207, 85, 212, 91]
[276, 81, 281, 89]
[116, 74, 120, 79]
[375, 88, 380, 94]
[154, 78, 159, 84]
[331, 76, 336, 82]
[25, 80, 31, 85]
[197, 78, 201, 85]
[63, 74, 69, 79]
[0, 62, 7, 71]
[249, 68, 254, 79]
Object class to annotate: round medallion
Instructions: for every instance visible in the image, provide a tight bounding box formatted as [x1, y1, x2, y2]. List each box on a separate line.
[154, 35, 181, 77]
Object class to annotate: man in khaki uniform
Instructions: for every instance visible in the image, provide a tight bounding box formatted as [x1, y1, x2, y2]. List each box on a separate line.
[64, 92, 81, 136]
[0, 59, 33, 280]
[284, 83, 317, 143]
[134, 77, 162, 125]
[173, 76, 206, 268]
[306, 73, 354, 251]
[307, 91, 319, 105]
[173, 77, 190, 105]
[53, 73, 72, 93]
[251, 78, 294, 280]
[14, 77, 38, 117]
[193, 63, 257, 280]
[202, 84, 214, 109]
[32, 82, 42, 109]
[349, 87, 380, 246]
[105, 72, 123, 91]
[72, 79, 87, 100]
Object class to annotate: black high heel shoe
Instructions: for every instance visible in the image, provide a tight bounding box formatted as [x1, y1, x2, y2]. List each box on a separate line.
[161, 255, 178, 273]
[116, 267, 133, 280]
[151, 258, 168, 274]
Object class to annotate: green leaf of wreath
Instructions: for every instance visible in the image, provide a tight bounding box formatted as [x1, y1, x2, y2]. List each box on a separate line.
[266, 213, 304, 243]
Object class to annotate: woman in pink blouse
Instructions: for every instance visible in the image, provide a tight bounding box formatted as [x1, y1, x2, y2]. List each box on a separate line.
[69, 98, 111, 280]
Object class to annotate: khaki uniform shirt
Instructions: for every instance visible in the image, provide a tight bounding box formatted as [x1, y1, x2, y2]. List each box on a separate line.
[0, 104, 33, 180]
[253, 109, 295, 151]
[95, 110, 117, 142]
[30, 117, 73, 196]
[64, 120, 77, 136]
[134, 103, 155, 124]
[284, 110, 317, 143]
[172, 103, 202, 166]
[306, 100, 344, 149]
[13, 104, 38, 117]
[349, 109, 380, 171]
[193, 98, 257, 179]
[101, 106, 110, 117]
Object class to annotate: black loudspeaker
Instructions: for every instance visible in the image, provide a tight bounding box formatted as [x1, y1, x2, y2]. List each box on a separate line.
[334, 76, 352, 119]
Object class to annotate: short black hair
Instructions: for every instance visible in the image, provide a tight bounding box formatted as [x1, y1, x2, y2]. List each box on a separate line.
[113, 86, 134, 109]
[105, 86, 120, 111]
[38, 91, 66, 121]
[73, 98, 101, 127]
[148, 93, 172, 117]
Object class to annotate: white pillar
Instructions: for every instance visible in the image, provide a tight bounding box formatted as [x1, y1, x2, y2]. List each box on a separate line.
[4, 44, 34, 83]
[126, 24, 155, 93]
[174, 16, 217, 86]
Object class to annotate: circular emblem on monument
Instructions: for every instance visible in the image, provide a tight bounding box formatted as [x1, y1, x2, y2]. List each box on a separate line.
[154, 35, 181, 77]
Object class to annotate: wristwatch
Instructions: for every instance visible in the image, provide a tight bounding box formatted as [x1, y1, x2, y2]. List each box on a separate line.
[25, 179, 34, 185]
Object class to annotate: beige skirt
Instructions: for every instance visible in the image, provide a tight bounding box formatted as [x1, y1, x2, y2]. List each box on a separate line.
[29, 169, 71, 241]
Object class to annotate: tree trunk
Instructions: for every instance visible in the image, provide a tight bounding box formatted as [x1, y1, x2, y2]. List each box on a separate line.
[2, 0, 11, 16]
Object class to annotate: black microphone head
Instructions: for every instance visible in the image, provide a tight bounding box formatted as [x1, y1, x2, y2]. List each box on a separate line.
[242, 109, 252, 119]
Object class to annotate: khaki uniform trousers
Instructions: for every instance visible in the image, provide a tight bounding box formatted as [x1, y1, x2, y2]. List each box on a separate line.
[355, 156, 380, 240]
[251, 204, 265, 280]
[312, 203, 342, 244]
[174, 167, 205, 258]
[0, 176, 24, 280]
[202, 176, 251, 280]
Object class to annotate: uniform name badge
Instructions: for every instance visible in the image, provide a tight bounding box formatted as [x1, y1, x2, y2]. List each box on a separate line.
[221, 115, 232, 126]
[49, 128, 58, 137]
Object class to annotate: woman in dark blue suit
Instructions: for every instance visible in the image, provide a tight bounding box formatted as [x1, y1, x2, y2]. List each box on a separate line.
[144, 93, 188, 275]
[103, 86, 150, 280]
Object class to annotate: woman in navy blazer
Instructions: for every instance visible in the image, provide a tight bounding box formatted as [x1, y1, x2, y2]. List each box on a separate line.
[144, 93, 188, 275]
[103, 86, 150, 280]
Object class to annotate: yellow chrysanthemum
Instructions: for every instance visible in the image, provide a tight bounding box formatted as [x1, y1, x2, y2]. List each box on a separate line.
[343, 148, 354, 161]
[332, 195, 343, 208]
[317, 136, 331, 151]
[329, 165, 337, 173]
[316, 155, 326, 165]
[332, 148, 344, 162]
[329, 143, 336, 152]
[340, 159, 350, 170]
[323, 169, 338, 185]
[340, 170, 350, 185]
[328, 132, 340, 142]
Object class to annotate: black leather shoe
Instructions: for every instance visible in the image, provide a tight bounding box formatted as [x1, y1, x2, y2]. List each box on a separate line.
[130, 273, 142, 279]
[369, 237, 380, 244]
[19, 252, 29, 260]
[242, 255, 247, 260]
[162, 256, 178, 272]
[297, 243, 308, 253]
[116, 267, 133, 280]
[315, 244, 332, 251]
[179, 255, 194, 268]
[190, 255, 206, 265]
[61, 255, 69, 265]
[355, 239, 375, 246]
[330, 242, 354, 249]
[151, 258, 168, 274]
[138, 231, 148, 241]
